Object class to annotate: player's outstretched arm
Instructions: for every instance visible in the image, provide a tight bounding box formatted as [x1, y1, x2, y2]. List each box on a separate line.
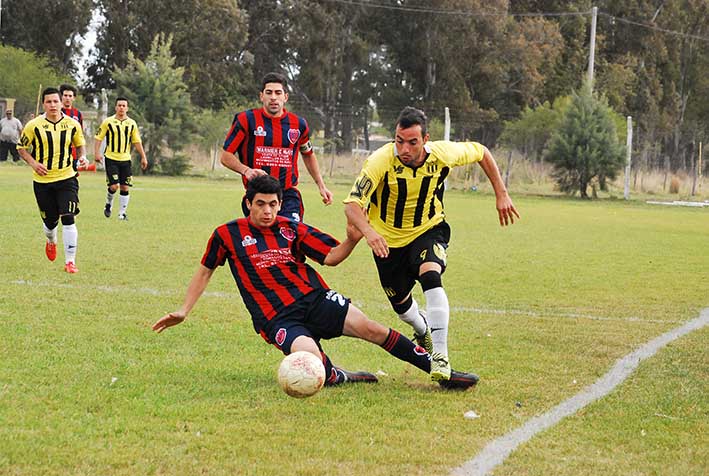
[323, 223, 363, 266]
[134, 142, 148, 170]
[344, 202, 389, 258]
[302, 152, 333, 205]
[93, 138, 103, 163]
[220, 149, 266, 181]
[478, 147, 521, 226]
[152, 265, 215, 333]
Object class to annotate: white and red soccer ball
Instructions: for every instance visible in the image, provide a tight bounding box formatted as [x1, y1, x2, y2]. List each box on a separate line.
[277, 351, 326, 398]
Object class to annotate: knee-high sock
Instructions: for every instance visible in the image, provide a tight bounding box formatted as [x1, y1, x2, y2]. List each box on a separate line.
[119, 192, 130, 215]
[397, 297, 427, 335]
[381, 329, 431, 373]
[62, 224, 78, 263]
[424, 287, 449, 356]
[106, 189, 115, 206]
[43, 223, 58, 243]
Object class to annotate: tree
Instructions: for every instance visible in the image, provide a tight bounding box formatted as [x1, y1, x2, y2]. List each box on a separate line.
[87, 0, 249, 109]
[545, 85, 625, 198]
[0, 45, 72, 117]
[0, 0, 92, 73]
[112, 34, 194, 175]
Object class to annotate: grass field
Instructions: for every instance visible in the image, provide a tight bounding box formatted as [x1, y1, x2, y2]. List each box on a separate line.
[1, 163, 707, 475]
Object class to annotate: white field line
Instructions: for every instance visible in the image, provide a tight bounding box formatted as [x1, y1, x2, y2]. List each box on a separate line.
[452, 307, 709, 476]
[8, 279, 682, 324]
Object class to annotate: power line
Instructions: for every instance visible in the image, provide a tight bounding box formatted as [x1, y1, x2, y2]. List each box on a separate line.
[319, 0, 709, 42]
[599, 12, 709, 43]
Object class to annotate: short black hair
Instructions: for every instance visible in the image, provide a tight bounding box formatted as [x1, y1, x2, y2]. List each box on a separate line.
[396, 106, 428, 137]
[245, 175, 282, 203]
[42, 87, 61, 102]
[59, 84, 77, 95]
[261, 72, 288, 93]
[115, 96, 129, 105]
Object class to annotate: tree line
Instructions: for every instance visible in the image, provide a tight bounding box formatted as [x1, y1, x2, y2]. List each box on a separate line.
[2, 0, 707, 183]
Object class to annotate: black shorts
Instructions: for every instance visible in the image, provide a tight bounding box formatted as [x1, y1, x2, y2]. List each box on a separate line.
[105, 158, 133, 186]
[241, 187, 304, 222]
[374, 221, 450, 303]
[262, 289, 350, 354]
[33, 176, 80, 220]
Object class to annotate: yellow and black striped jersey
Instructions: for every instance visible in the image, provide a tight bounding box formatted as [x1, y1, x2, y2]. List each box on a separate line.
[95, 115, 141, 161]
[18, 114, 86, 183]
[344, 141, 485, 247]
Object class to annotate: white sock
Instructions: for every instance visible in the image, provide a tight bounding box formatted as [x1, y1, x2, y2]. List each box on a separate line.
[106, 190, 115, 207]
[397, 297, 427, 335]
[62, 224, 78, 264]
[43, 224, 58, 243]
[424, 287, 449, 356]
[119, 193, 130, 215]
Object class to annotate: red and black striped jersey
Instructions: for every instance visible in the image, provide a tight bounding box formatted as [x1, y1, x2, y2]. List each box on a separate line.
[61, 107, 83, 159]
[200, 216, 337, 332]
[61, 107, 83, 127]
[223, 108, 314, 190]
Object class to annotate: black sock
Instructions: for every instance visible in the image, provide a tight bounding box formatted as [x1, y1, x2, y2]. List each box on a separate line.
[321, 352, 344, 385]
[381, 329, 431, 373]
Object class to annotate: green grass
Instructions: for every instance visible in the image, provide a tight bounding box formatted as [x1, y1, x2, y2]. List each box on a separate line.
[0, 163, 707, 475]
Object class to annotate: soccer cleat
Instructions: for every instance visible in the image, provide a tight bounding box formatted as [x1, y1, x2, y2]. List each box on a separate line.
[324, 367, 378, 386]
[118, 213, 127, 221]
[430, 352, 452, 382]
[104, 204, 111, 218]
[45, 241, 57, 261]
[64, 261, 78, 274]
[413, 318, 433, 356]
[438, 370, 479, 390]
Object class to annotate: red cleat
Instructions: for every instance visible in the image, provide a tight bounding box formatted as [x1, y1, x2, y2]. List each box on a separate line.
[45, 241, 57, 261]
[64, 262, 78, 274]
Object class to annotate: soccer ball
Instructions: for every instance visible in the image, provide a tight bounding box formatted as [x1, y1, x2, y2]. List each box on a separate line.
[277, 351, 326, 398]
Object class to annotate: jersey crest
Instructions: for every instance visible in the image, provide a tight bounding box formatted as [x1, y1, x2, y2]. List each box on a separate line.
[287, 128, 300, 144]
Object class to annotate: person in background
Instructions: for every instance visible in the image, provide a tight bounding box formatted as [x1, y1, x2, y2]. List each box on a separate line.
[94, 97, 148, 220]
[0, 109, 23, 162]
[17, 87, 89, 273]
[220, 72, 333, 222]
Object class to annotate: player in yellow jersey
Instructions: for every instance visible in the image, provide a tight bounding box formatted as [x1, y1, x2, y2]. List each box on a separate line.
[94, 97, 148, 220]
[17, 87, 88, 273]
[344, 106, 520, 384]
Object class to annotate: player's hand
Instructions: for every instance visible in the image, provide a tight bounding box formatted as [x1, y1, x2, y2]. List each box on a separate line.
[31, 160, 48, 176]
[152, 311, 186, 333]
[320, 186, 334, 205]
[140, 157, 148, 171]
[95, 155, 102, 164]
[77, 156, 89, 169]
[496, 195, 520, 226]
[243, 168, 267, 181]
[364, 230, 389, 258]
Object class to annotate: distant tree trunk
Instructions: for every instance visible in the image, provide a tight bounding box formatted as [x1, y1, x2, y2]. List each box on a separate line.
[340, 23, 354, 153]
[363, 105, 370, 150]
[504, 149, 513, 188]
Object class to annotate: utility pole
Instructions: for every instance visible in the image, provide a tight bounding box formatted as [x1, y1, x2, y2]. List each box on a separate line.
[624, 116, 632, 200]
[587, 6, 598, 88]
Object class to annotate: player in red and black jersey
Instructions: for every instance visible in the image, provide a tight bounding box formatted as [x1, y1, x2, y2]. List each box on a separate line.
[220, 72, 333, 222]
[152, 175, 478, 390]
[60, 84, 84, 168]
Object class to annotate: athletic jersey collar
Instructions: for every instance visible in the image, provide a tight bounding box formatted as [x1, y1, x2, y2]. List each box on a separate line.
[393, 142, 432, 170]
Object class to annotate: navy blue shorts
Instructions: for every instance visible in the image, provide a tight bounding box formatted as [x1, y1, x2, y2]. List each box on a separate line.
[262, 289, 350, 355]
